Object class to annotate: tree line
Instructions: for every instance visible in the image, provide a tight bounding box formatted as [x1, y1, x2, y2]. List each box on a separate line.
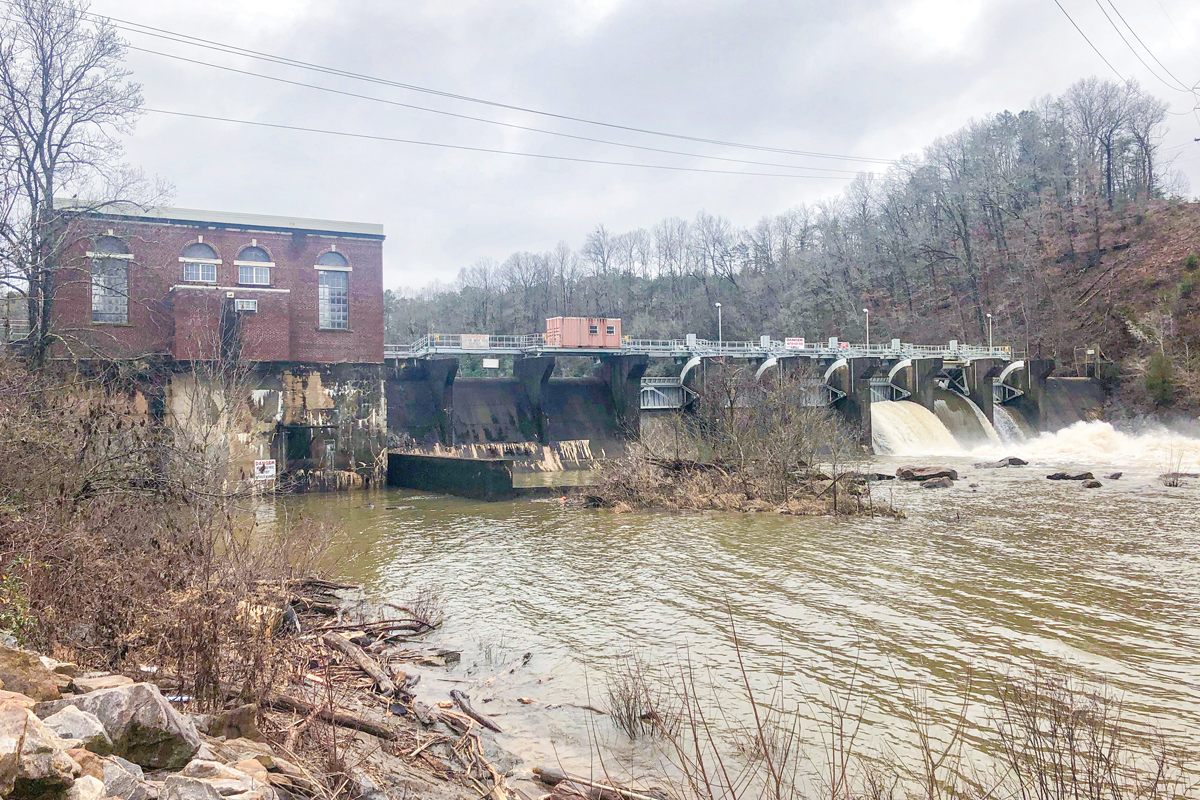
[386, 77, 1179, 358]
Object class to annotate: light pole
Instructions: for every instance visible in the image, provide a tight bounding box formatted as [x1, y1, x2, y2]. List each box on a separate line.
[863, 308, 870, 350]
[715, 302, 722, 346]
[986, 312, 993, 353]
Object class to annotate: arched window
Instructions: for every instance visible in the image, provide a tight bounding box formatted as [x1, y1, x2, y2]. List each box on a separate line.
[181, 242, 219, 283]
[236, 246, 273, 286]
[91, 236, 131, 324]
[316, 251, 348, 268]
[315, 251, 350, 330]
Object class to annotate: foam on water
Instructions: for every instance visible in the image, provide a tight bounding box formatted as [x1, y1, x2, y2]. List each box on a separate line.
[976, 420, 1200, 470]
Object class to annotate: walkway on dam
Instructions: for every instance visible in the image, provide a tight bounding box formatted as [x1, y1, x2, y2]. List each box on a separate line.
[385, 333, 1015, 363]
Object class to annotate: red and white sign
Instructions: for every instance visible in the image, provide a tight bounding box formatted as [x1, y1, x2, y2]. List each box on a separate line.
[785, 337, 806, 349]
[254, 459, 277, 480]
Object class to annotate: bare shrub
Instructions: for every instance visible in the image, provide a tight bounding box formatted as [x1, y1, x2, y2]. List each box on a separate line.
[602, 650, 678, 740]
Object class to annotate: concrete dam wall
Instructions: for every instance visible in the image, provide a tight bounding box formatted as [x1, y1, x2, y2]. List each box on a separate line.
[386, 355, 645, 459]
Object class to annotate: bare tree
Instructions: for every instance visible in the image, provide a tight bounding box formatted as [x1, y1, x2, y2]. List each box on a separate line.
[0, 0, 162, 366]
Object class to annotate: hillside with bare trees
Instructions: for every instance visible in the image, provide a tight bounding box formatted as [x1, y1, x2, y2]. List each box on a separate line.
[386, 77, 1200, 412]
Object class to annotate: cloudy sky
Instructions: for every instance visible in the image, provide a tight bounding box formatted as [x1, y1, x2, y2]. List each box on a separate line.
[93, 0, 1200, 291]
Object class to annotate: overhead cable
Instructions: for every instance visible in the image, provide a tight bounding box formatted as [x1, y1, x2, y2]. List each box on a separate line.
[75, 6, 894, 165]
[142, 108, 854, 180]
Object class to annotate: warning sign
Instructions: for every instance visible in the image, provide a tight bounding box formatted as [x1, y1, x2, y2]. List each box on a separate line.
[785, 337, 806, 349]
[254, 459, 277, 480]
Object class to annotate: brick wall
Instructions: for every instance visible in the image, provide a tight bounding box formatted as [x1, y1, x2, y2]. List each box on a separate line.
[54, 213, 385, 364]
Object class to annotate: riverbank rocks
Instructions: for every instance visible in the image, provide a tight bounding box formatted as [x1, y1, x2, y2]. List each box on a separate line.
[897, 466, 958, 481]
[973, 456, 1028, 469]
[0, 646, 63, 702]
[1082, 479, 1103, 488]
[1047, 471, 1094, 481]
[42, 708, 113, 755]
[0, 703, 79, 799]
[920, 477, 954, 489]
[35, 683, 200, 770]
[69, 675, 134, 695]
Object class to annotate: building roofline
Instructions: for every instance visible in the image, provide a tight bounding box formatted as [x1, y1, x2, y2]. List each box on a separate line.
[55, 200, 386, 240]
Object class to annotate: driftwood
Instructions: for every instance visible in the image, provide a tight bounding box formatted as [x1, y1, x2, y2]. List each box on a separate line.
[268, 694, 398, 740]
[533, 768, 662, 800]
[450, 689, 502, 733]
[322, 632, 397, 696]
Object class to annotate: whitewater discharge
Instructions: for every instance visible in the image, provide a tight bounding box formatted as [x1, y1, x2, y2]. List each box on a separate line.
[873, 396, 1200, 470]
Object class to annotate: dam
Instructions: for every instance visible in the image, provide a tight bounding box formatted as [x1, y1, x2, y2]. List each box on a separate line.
[383, 322, 1111, 488]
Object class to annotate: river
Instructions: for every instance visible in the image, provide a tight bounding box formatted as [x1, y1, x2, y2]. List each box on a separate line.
[264, 420, 1200, 793]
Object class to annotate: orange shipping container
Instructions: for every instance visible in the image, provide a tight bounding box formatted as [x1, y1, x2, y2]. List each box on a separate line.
[545, 317, 622, 348]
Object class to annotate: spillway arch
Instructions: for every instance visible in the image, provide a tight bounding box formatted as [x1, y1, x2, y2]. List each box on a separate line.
[754, 356, 779, 381]
[823, 358, 848, 382]
[678, 355, 704, 383]
[997, 359, 1025, 387]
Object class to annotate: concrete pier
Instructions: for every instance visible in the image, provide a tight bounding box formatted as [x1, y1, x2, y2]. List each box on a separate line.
[828, 357, 881, 445]
[892, 357, 942, 412]
[964, 358, 1003, 424]
[597, 354, 648, 438]
[513, 356, 556, 444]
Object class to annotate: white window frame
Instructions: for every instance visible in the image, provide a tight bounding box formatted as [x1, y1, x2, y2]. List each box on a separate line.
[606, 325, 616, 335]
[89, 252, 133, 325]
[235, 261, 273, 286]
[180, 258, 219, 283]
[317, 269, 349, 330]
[588, 324, 599, 335]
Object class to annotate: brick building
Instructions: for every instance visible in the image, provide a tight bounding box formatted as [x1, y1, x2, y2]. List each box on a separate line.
[54, 202, 384, 364]
[52, 202, 389, 489]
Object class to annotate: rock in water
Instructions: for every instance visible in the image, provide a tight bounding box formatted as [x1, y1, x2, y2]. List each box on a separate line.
[1046, 472, 1094, 481]
[1104, 472, 1122, 480]
[920, 477, 954, 489]
[0, 646, 62, 701]
[1082, 479, 1103, 489]
[973, 456, 1028, 469]
[42, 707, 113, 755]
[896, 466, 958, 481]
[34, 683, 200, 770]
[0, 703, 78, 799]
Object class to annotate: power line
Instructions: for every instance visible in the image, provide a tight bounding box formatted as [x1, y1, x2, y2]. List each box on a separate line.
[124, 44, 869, 176]
[75, 5, 894, 165]
[142, 108, 855, 179]
[1049, 0, 1127, 81]
[1090, 0, 1191, 94]
[1103, 0, 1194, 92]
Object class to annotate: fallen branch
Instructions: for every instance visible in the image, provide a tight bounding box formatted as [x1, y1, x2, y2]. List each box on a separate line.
[321, 632, 397, 696]
[267, 694, 398, 741]
[533, 768, 661, 800]
[451, 689, 502, 733]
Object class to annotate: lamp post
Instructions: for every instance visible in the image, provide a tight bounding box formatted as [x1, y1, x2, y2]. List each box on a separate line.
[863, 308, 870, 350]
[715, 302, 722, 347]
[986, 312, 993, 354]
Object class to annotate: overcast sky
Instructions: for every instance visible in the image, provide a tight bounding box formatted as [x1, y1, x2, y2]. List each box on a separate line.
[94, 0, 1200, 291]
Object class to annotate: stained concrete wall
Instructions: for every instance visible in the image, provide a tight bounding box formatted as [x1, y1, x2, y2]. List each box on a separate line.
[166, 362, 387, 491]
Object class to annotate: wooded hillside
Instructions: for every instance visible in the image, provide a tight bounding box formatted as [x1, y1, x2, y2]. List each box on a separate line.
[386, 77, 1199, 411]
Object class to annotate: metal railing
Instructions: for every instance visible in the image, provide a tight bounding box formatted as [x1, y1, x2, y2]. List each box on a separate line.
[385, 332, 1017, 363]
[2, 318, 30, 344]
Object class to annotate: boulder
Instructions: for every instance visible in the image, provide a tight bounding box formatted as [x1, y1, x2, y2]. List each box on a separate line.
[43, 708, 113, 755]
[34, 683, 199, 770]
[161, 776, 224, 800]
[0, 703, 78, 799]
[206, 705, 264, 742]
[1046, 471, 1094, 481]
[920, 476, 954, 489]
[896, 465, 958, 481]
[0, 646, 63, 702]
[1104, 472, 1122, 480]
[69, 676, 134, 695]
[101, 757, 152, 800]
[65, 749, 103, 782]
[973, 456, 1029, 469]
[0, 690, 37, 710]
[66, 775, 105, 800]
[1082, 479, 1103, 489]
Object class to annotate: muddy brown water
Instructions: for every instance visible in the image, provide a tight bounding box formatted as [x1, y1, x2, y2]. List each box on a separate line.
[259, 426, 1200, 790]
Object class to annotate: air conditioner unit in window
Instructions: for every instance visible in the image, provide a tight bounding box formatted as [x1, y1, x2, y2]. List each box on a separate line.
[234, 299, 258, 313]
